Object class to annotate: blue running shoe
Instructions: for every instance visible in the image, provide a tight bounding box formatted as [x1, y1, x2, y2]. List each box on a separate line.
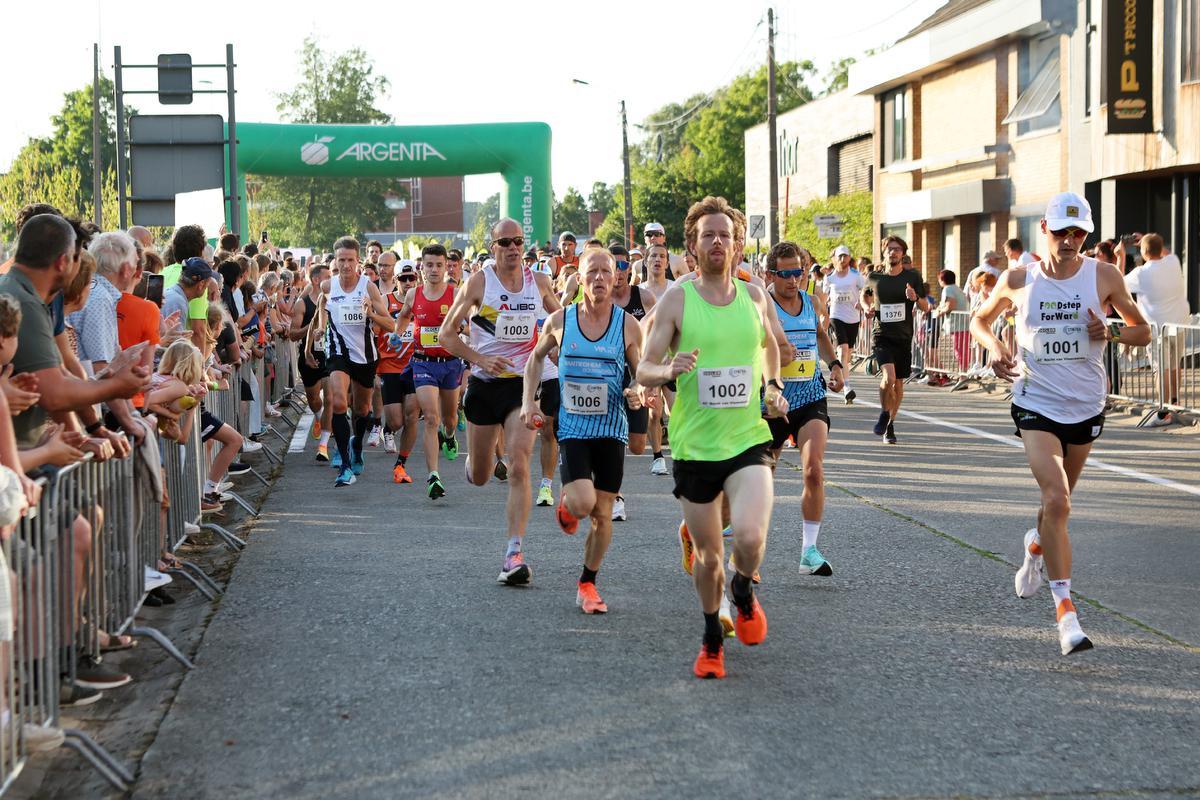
[799, 545, 833, 576]
[331, 449, 342, 469]
[457, 407, 466, 432]
[351, 443, 365, 476]
[335, 466, 356, 487]
[872, 411, 889, 437]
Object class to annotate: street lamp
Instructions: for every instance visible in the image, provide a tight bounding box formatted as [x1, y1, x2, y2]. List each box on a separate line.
[385, 195, 407, 245]
[571, 78, 634, 247]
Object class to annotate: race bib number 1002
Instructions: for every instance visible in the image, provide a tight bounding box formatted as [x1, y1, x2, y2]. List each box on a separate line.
[697, 366, 752, 408]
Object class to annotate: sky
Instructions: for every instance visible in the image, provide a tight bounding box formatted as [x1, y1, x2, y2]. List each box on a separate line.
[1, 0, 944, 204]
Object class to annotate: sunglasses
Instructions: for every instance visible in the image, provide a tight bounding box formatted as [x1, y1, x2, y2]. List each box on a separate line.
[397, 275, 417, 282]
[494, 237, 524, 248]
[770, 268, 805, 278]
[616, 260, 631, 270]
[1050, 227, 1087, 239]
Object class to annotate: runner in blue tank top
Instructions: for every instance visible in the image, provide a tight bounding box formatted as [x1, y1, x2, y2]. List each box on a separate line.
[522, 249, 646, 615]
[763, 242, 845, 577]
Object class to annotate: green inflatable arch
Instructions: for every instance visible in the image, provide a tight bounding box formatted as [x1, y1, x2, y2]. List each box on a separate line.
[228, 121, 552, 245]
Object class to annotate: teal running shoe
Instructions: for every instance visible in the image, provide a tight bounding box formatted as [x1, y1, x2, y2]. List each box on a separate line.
[799, 545, 833, 576]
[334, 466, 356, 487]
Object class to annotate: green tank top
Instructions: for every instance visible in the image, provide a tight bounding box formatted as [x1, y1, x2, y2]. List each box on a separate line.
[669, 280, 771, 462]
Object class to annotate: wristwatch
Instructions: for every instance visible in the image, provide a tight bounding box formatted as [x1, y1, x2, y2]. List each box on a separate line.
[1108, 322, 1122, 342]
[767, 379, 784, 392]
[828, 359, 843, 371]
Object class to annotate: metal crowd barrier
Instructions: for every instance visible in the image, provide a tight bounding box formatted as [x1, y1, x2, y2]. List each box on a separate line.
[1161, 323, 1200, 417]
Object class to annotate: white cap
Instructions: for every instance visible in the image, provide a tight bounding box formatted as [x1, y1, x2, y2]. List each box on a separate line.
[833, 245, 851, 257]
[629, 247, 643, 257]
[644, 222, 665, 234]
[1044, 192, 1094, 232]
[483, 258, 496, 269]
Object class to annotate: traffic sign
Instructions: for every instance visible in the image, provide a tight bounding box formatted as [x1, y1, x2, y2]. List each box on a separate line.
[747, 214, 766, 240]
[813, 213, 842, 226]
[817, 224, 844, 239]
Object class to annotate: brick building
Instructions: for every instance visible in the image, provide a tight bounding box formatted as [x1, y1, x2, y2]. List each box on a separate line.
[848, 0, 1200, 310]
[365, 176, 466, 246]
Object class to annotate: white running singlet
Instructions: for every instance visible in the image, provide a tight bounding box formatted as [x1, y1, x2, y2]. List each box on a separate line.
[325, 274, 376, 365]
[469, 264, 541, 379]
[1013, 258, 1106, 423]
[824, 269, 865, 324]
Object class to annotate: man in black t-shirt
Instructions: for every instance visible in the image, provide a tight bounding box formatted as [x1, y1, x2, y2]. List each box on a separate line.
[861, 235, 929, 444]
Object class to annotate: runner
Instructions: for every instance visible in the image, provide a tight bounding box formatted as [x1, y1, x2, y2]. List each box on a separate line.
[533, 298, 560, 508]
[861, 236, 929, 444]
[637, 196, 787, 680]
[546, 232, 579, 280]
[368, 249, 400, 448]
[308, 237, 392, 487]
[764, 242, 845, 576]
[520, 248, 645, 613]
[823, 244, 865, 404]
[393, 244, 463, 499]
[294, 263, 333, 461]
[970, 192, 1149, 656]
[438, 218, 562, 584]
[377, 261, 420, 483]
[642, 242, 675, 300]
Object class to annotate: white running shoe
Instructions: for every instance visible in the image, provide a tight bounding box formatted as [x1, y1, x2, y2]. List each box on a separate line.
[144, 565, 173, 592]
[367, 425, 382, 447]
[611, 496, 627, 521]
[718, 592, 735, 637]
[1014, 528, 1044, 599]
[241, 440, 263, 453]
[384, 431, 396, 453]
[650, 456, 668, 475]
[1057, 611, 1094, 655]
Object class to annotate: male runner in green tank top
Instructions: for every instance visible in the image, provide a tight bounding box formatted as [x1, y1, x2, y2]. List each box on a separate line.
[638, 195, 788, 680]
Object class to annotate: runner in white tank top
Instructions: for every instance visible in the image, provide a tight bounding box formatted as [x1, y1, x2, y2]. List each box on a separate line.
[971, 192, 1149, 657]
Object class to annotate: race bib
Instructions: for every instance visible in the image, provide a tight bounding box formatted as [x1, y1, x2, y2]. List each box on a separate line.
[336, 304, 365, 327]
[834, 291, 855, 307]
[697, 366, 752, 408]
[562, 380, 608, 415]
[781, 348, 817, 382]
[1031, 324, 1088, 364]
[880, 303, 906, 323]
[496, 312, 535, 343]
[420, 326, 440, 348]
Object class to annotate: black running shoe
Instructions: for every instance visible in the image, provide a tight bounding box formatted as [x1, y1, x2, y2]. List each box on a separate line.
[227, 461, 251, 475]
[873, 411, 889, 436]
[884, 423, 897, 444]
[494, 459, 508, 482]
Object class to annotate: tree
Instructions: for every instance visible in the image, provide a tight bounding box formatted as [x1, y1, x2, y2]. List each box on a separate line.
[822, 57, 856, 96]
[781, 190, 873, 263]
[251, 37, 400, 248]
[469, 193, 500, 247]
[588, 181, 617, 217]
[553, 186, 589, 237]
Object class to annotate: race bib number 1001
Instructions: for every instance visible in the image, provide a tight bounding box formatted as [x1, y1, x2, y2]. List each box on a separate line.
[697, 366, 752, 408]
[1031, 324, 1088, 364]
[496, 312, 535, 343]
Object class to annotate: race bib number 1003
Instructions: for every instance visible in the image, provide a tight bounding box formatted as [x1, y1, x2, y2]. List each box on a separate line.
[496, 312, 535, 343]
[697, 366, 752, 408]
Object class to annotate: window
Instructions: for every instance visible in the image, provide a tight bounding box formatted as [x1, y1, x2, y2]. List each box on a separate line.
[1017, 216, 1042, 258]
[1010, 37, 1061, 134]
[411, 178, 423, 217]
[942, 221, 957, 274]
[881, 87, 907, 165]
[1185, 0, 1200, 84]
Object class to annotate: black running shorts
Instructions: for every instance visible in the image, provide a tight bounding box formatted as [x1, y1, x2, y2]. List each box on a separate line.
[672, 441, 774, 504]
[298, 351, 328, 388]
[464, 376, 523, 426]
[1011, 404, 1104, 450]
[830, 319, 860, 348]
[380, 369, 415, 406]
[767, 398, 830, 449]
[325, 355, 377, 389]
[560, 437, 625, 494]
[872, 338, 913, 380]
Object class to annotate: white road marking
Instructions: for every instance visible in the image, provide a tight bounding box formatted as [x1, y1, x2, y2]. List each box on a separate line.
[834, 393, 1200, 498]
[289, 412, 315, 453]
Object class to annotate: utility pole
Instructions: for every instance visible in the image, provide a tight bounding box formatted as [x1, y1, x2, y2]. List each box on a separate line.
[226, 44, 240, 239]
[92, 43, 103, 228]
[620, 99, 634, 248]
[767, 8, 779, 245]
[114, 45, 127, 229]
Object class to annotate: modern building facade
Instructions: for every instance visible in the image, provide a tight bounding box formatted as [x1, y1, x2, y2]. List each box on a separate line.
[365, 175, 467, 247]
[847, 0, 1199, 310]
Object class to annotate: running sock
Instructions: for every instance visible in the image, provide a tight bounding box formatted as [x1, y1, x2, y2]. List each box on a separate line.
[802, 520, 821, 550]
[1050, 578, 1074, 619]
[332, 413, 352, 466]
[703, 612, 724, 647]
[580, 566, 598, 585]
[352, 414, 370, 453]
[428, 470, 440, 481]
[730, 571, 753, 610]
[318, 431, 331, 446]
[505, 535, 522, 557]
[653, 450, 664, 460]
[395, 452, 408, 466]
[540, 477, 553, 489]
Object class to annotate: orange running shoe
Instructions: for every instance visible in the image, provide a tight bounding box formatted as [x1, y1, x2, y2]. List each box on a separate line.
[315, 444, 330, 462]
[693, 640, 725, 679]
[678, 521, 695, 575]
[557, 496, 579, 534]
[392, 463, 412, 484]
[311, 419, 322, 440]
[576, 582, 608, 614]
[732, 592, 768, 646]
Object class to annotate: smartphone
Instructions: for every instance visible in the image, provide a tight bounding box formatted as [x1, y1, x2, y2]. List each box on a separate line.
[261, 230, 269, 243]
[300, 255, 308, 268]
[146, 274, 164, 307]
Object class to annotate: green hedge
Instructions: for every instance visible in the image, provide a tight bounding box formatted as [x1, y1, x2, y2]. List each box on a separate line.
[780, 190, 873, 264]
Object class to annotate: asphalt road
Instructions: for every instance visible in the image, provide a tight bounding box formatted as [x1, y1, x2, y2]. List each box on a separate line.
[135, 381, 1200, 799]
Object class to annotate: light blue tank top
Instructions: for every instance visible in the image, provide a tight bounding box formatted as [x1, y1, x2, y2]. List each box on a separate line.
[772, 292, 826, 410]
[557, 304, 629, 443]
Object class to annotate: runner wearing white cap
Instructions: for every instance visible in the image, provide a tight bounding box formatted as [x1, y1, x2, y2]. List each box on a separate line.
[823, 244, 864, 404]
[970, 191, 1150, 656]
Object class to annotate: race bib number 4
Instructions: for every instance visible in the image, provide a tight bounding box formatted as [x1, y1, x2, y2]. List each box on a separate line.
[1032, 324, 1088, 364]
[781, 348, 817, 382]
[336, 305, 366, 326]
[697, 366, 752, 408]
[420, 326, 440, 348]
[562, 380, 608, 415]
[496, 312, 535, 343]
[880, 303, 906, 323]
